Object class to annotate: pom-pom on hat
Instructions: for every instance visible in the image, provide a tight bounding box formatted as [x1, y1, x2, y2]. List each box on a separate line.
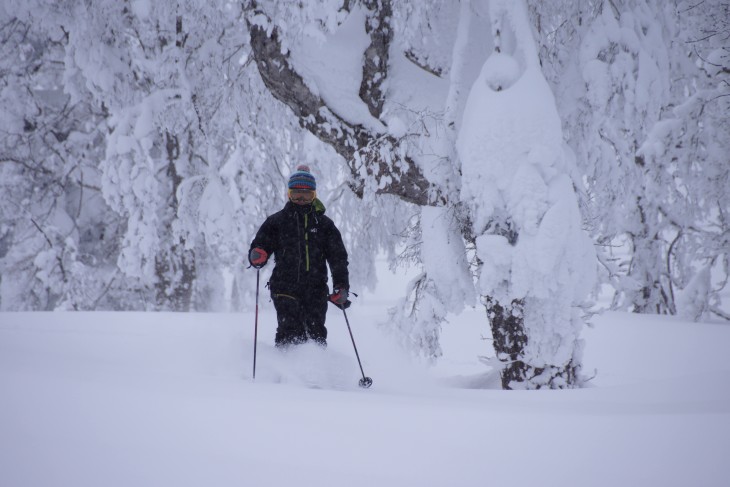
[288, 165, 316, 190]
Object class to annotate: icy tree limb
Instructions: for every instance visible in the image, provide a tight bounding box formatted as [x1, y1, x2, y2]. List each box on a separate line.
[710, 307, 730, 321]
[444, 0, 472, 130]
[246, 4, 440, 206]
[359, 0, 392, 119]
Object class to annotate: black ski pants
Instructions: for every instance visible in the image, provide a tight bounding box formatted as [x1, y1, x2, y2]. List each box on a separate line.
[271, 292, 328, 347]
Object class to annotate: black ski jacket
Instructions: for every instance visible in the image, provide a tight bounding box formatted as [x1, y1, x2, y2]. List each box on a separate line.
[249, 200, 349, 298]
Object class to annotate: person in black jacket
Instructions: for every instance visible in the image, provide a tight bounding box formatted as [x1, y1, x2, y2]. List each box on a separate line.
[248, 165, 350, 347]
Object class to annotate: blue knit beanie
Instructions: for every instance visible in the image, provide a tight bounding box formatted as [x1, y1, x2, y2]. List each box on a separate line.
[288, 165, 316, 190]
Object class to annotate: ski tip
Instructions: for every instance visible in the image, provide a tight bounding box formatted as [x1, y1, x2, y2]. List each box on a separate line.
[359, 377, 373, 389]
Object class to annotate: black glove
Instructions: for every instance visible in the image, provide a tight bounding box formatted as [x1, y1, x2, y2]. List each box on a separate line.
[329, 286, 351, 309]
[248, 248, 268, 269]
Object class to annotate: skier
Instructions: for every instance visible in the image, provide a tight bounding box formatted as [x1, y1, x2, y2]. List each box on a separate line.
[248, 165, 351, 348]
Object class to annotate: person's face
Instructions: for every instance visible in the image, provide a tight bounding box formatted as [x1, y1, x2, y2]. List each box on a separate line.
[289, 189, 315, 205]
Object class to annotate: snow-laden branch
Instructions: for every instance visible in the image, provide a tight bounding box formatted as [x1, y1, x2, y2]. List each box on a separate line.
[245, 2, 439, 206]
[359, 0, 392, 119]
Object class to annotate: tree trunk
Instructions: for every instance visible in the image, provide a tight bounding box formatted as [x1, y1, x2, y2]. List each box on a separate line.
[155, 132, 196, 311]
[629, 199, 675, 315]
[485, 297, 579, 389]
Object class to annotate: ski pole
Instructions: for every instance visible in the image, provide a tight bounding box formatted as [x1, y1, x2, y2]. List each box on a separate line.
[341, 307, 373, 388]
[253, 268, 260, 380]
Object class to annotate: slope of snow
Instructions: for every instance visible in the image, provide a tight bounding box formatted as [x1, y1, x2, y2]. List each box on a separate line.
[1, 265, 729, 487]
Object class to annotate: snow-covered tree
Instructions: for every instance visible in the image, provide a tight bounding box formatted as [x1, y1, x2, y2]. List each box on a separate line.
[0, 13, 115, 310]
[643, 0, 729, 321]
[17, 0, 281, 310]
[245, 0, 597, 388]
[457, 0, 596, 388]
[529, 0, 729, 320]
[2, 0, 726, 388]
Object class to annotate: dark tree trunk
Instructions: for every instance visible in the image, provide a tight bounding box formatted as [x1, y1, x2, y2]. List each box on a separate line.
[155, 131, 196, 311]
[485, 297, 526, 389]
[485, 297, 580, 389]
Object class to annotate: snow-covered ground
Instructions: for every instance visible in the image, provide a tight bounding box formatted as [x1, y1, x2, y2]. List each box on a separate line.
[1, 266, 729, 487]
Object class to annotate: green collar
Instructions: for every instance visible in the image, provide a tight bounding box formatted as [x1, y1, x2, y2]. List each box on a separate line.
[312, 198, 326, 213]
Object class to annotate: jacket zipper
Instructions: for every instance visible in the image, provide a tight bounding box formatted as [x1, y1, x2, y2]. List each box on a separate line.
[304, 213, 310, 272]
[295, 213, 301, 283]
